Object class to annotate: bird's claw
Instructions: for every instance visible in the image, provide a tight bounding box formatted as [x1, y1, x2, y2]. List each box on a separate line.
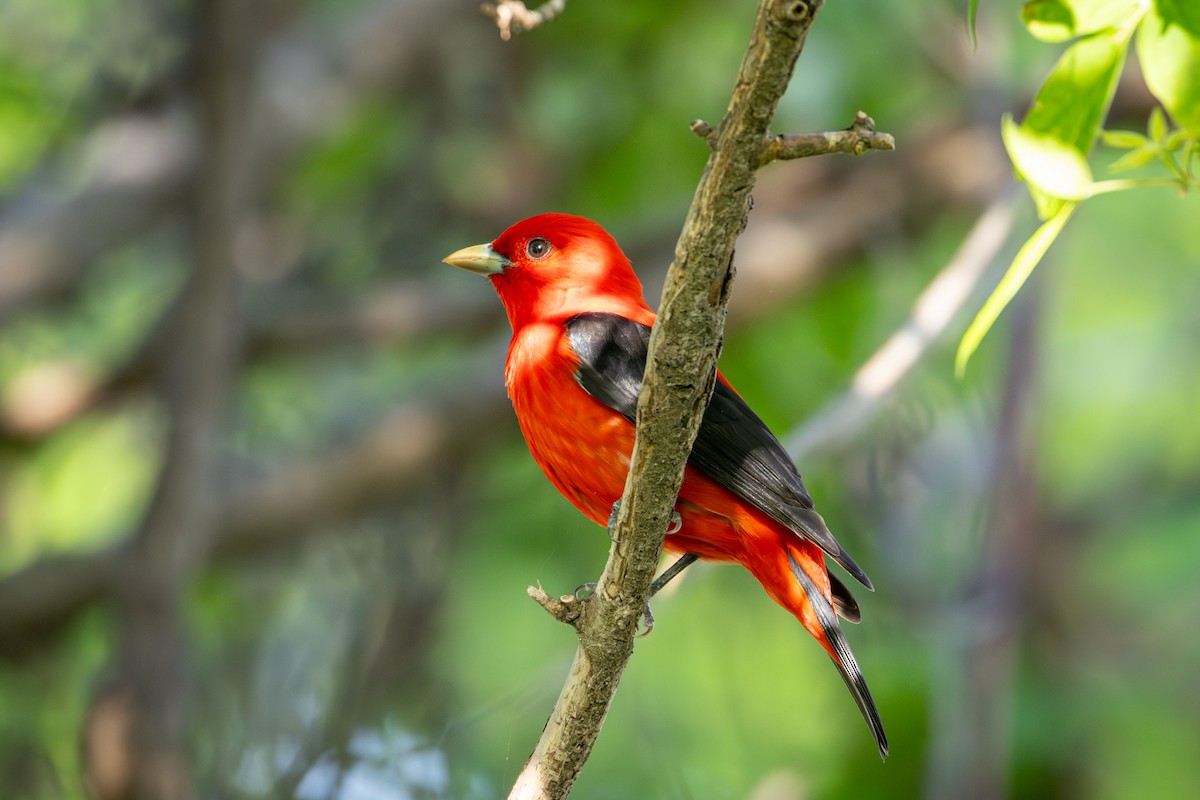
[600, 503, 680, 636]
[609, 502, 682, 543]
[575, 580, 657, 636]
[638, 602, 656, 637]
[606, 500, 621, 543]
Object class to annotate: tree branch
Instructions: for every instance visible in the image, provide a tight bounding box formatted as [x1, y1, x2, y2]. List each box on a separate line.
[482, 0, 567, 40]
[507, 1, 866, 797]
[691, 110, 894, 164]
[0, 369, 509, 659]
[758, 110, 895, 165]
[0, 280, 498, 442]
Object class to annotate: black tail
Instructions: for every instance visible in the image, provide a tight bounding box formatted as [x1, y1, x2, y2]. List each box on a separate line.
[788, 551, 889, 760]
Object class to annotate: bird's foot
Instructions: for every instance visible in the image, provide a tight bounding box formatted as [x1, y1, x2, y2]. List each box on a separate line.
[574, 581, 657, 637]
[638, 603, 656, 637]
[608, 501, 682, 543]
[606, 501, 621, 542]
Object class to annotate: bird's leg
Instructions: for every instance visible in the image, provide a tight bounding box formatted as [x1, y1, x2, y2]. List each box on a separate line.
[578, 552, 699, 617]
[649, 552, 700, 598]
[638, 552, 701, 637]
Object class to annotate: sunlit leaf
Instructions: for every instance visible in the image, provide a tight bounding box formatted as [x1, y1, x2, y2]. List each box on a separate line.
[1109, 144, 1162, 171]
[1137, 6, 1200, 129]
[1100, 129, 1148, 149]
[1024, 32, 1130, 151]
[956, 202, 1077, 377]
[1003, 114, 1095, 200]
[1163, 127, 1195, 151]
[1148, 105, 1167, 141]
[1009, 31, 1129, 217]
[969, 0, 981, 47]
[1022, 0, 1146, 43]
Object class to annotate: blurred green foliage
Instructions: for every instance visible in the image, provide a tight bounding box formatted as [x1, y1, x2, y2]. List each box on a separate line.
[1, 0, 1198, 798]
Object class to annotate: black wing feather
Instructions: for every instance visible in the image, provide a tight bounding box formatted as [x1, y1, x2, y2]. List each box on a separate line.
[565, 312, 872, 590]
[564, 312, 649, 420]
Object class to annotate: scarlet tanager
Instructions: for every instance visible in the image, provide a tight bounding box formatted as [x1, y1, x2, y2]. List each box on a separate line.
[444, 213, 888, 759]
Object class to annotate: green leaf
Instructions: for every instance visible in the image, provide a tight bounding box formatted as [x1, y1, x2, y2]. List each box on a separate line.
[1163, 127, 1195, 151]
[956, 202, 1078, 377]
[1137, 5, 1200, 129]
[1022, 0, 1146, 43]
[969, 0, 981, 48]
[1024, 32, 1130, 151]
[1100, 128, 1149, 149]
[1009, 31, 1130, 217]
[1003, 114, 1095, 200]
[1109, 144, 1162, 171]
[1157, 0, 1200, 39]
[1148, 105, 1167, 141]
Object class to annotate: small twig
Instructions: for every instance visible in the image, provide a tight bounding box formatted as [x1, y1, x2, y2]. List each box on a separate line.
[482, 0, 567, 40]
[759, 111, 895, 166]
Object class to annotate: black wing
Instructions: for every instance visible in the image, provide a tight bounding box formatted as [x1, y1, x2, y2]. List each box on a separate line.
[565, 312, 872, 590]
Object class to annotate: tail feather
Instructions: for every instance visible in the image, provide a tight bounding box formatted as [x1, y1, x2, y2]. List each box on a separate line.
[829, 573, 861, 624]
[787, 550, 888, 760]
[787, 506, 874, 591]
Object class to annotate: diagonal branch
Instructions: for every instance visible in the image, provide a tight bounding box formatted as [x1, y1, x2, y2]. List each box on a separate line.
[507, 1, 887, 798]
[0, 367, 509, 660]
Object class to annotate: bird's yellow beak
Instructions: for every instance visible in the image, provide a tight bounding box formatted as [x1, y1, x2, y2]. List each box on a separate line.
[442, 243, 510, 276]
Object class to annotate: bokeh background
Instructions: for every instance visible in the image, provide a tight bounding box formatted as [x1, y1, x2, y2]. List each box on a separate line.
[1, 0, 1198, 798]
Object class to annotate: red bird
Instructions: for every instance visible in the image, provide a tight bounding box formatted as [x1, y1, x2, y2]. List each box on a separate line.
[444, 213, 887, 759]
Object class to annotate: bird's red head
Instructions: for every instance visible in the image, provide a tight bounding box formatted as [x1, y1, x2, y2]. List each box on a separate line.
[443, 213, 654, 331]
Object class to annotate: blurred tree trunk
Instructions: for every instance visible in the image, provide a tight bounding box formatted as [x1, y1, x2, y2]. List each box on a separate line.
[84, 2, 256, 797]
[927, 282, 1043, 800]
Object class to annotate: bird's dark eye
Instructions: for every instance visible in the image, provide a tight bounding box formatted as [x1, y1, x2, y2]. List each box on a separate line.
[526, 237, 552, 260]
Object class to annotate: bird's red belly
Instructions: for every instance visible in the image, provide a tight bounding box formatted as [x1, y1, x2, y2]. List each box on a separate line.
[514, 377, 635, 525]
[507, 325, 750, 564]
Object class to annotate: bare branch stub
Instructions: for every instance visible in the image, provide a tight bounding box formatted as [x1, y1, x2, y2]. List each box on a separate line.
[759, 110, 895, 166]
[528, 585, 586, 628]
[690, 119, 717, 150]
[482, 0, 568, 40]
